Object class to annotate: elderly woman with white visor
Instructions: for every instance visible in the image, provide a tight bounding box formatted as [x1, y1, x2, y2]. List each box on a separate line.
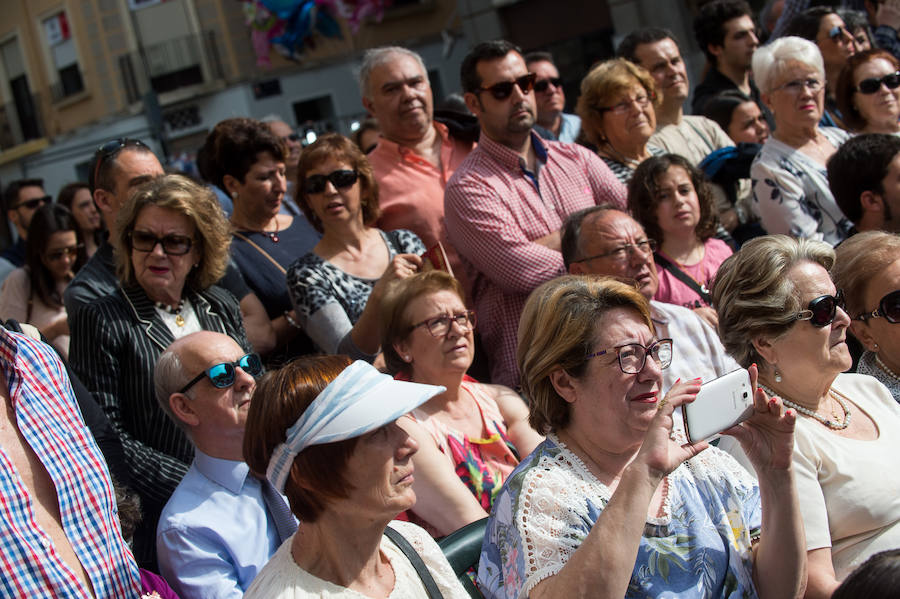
[243, 356, 470, 598]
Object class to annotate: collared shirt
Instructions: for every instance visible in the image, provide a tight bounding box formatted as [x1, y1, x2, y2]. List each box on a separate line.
[157, 449, 287, 599]
[445, 132, 626, 387]
[369, 122, 473, 285]
[557, 112, 582, 143]
[0, 328, 141, 598]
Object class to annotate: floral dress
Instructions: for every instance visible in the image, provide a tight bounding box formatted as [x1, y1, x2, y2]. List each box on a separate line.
[477, 434, 761, 599]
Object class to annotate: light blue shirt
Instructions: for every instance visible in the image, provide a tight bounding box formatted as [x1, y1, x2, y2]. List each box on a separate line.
[157, 449, 290, 598]
[557, 112, 582, 143]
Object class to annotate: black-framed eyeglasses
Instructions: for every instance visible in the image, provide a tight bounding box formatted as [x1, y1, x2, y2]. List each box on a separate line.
[44, 245, 83, 262]
[128, 231, 194, 256]
[534, 77, 563, 93]
[588, 338, 673, 374]
[411, 310, 476, 338]
[855, 289, 900, 324]
[304, 169, 359, 195]
[795, 289, 845, 327]
[179, 353, 264, 394]
[91, 138, 149, 189]
[476, 73, 537, 101]
[856, 72, 900, 94]
[573, 239, 657, 264]
[597, 94, 653, 115]
[14, 195, 51, 211]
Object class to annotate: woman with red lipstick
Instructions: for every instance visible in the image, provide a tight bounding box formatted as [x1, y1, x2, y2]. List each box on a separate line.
[835, 49, 900, 134]
[379, 270, 543, 536]
[628, 154, 732, 326]
[287, 133, 425, 362]
[476, 276, 805, 599]
[714, 235, 900, 599]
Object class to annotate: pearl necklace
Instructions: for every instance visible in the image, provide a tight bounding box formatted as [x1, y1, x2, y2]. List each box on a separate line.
[760, 384, 851, 430]
[155, 299, 186, 327]
[875, 354, 900, 384]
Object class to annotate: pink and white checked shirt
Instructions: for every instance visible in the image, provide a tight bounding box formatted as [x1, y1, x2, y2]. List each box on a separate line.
[444, 132, 626, 387]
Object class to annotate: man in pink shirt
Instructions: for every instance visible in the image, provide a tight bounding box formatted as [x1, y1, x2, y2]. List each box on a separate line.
[361, 46, 474, 283]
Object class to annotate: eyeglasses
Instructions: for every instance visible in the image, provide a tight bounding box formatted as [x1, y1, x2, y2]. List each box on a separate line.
[795, 289, 845, 327]
[828, 25, 853, 42]
[573, 239, 657, 264]
[14, 195, 51, 211]
[412, 310, 476, 338]
[598, 94, 652, 115]
[534, 77, 563, 93]
[476, 73, 537, 100]
[855, 289, 900, 324]
[178, 353, 264, 394]
[304, 169, 359, 195]
[128, 231, 194, 256]
[91, 138, 149, 190]
[588, 338, 673, 374]
[284, 133, 301, 142]
[773, 78, 823, 94]
[45, 245, 82, 262]
[856, 72, 900, 94]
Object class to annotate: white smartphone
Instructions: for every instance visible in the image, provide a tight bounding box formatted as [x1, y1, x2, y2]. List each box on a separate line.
[681, 368, 754, 444]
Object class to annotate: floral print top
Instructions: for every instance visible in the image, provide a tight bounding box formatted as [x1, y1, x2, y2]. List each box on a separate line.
[477, 434, 761, 598]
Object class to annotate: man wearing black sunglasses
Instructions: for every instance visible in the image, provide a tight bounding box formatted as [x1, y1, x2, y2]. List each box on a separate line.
[828, 133, 900, 233]
[523, 51, 581, 143]
[445, 40, 627, 387]
[155, 331, 292, 597]
[0, 178, 49, 279]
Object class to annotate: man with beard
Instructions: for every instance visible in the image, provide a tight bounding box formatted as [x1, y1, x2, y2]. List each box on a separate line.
[444, 40, 626, 388]
[155, 331, 294, 598]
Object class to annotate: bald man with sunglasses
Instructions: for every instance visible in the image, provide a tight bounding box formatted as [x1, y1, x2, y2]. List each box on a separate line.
[445, 40, 626, 388]
[155, 331, 295, 599]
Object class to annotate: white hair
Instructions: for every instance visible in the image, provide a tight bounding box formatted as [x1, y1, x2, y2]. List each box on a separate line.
[358, 46, 427, 99]
[752, 36, 825, 95]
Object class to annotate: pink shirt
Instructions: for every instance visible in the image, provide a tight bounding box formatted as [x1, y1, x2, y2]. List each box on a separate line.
[369, 122, 473, 287]
[654, 238, 733, 309]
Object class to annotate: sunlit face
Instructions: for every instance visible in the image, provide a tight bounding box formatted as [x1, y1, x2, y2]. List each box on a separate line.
[395, 289, 474, 381]
[70, 187, 102, 233]
[302, 157, 363, 229]
[654, 166, 701, 240]
[632, 38, 689, 103]
[717, 15, 759, 71]
[130, 204, 200, 304]
[765, 61, 824, 128]
[267, 120, 301, 171]
[365, 52, 433, 143]
[853, 57, 900, 131]
[598, 82, 656, 151]
[727, 101, 770, 144]
[816, 13, 856, 71]
[41, 230, 78, 282]
[467, 52, 536, 145]
[530, 60, 565, 119]
[110, 149, 164, 214]
[232, 152, 286, 221]
[850, 258, 900, 365]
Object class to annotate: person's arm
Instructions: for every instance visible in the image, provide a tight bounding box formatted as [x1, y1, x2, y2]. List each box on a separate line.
[157, 527, 246, 599]
[751, 156, 824, 241]
[530, 381, 709, 599]
[397, 416, 489, 536]
[805, 548, 840, 599]
[238, 293, 276, 356]
[582, 148, 628, 210]
[485, 383, 543, 456]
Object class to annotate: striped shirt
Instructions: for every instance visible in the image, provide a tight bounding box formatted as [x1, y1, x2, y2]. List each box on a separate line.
[444, 132, 626, 387]
[0, 328, 141, 598]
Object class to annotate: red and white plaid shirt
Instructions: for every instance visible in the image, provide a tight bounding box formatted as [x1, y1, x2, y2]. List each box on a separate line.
[445, 132, 626, 387]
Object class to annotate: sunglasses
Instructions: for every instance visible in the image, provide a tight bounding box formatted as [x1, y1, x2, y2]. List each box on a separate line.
[856, 72, 900, 94]
[533, 77, 563, 93]
[178, 353, 264, 394]
[91, 138, 149, 189]
[128, 231, 194, 256]
[795, 289, 845, 327]
[855, 289, 900, 324]
[476, 73, 537, 100]
[45, 245, 82, 262]
[284, 133, 301, 142]
[14, 195, 51, 211]
[828, 25, 852, 41]
[304, 169, 359, 195]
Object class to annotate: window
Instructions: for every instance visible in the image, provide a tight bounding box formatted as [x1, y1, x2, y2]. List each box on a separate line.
[43, 11, 84, 100]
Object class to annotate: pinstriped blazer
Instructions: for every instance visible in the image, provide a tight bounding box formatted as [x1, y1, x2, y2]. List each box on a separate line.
[69, 283, 250, 509]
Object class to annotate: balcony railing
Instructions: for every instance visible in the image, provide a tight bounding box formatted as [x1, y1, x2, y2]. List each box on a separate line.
[0, 91, 46, 152]
[118, 30, 225, 104]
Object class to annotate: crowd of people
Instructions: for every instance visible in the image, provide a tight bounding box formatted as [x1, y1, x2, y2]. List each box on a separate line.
[1, 0, 900, 597]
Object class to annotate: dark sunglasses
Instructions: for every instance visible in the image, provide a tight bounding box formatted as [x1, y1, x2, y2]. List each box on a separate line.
[128, 231, 194, 256]
[45, 245, 82, 262]
[855, 289, 900, 324]
[304, 169, 358, 194]
[179, 353, 264, 394]
[856, 72, 900, 94]
[828, 25, 852, 41]
[533, 77, 563, 93]
[795, 289, 845, 327]
[284, 133, 301, 142]
[91, 138, 149, 189]
[476, 73, 537, 100]
[14, 195, 51, 211]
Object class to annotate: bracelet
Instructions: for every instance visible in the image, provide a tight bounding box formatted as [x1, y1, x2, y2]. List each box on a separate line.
[283, 311, 302, 330]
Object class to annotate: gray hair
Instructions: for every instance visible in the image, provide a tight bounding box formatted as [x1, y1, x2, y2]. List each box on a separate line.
[358, 46, 427, 99]
[712, 235, 835, 371]
[752, 36, 824, 95]
[154, 347, 193, 434]
[260, 114, 289, 125]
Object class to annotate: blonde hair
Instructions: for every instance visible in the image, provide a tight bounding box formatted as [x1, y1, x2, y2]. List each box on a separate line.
[833, 231, 900, 318]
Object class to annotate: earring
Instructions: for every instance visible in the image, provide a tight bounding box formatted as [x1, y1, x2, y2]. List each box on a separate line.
[874, 343, 879, 351]
[403, 355, 411, 362]
[231, 191, 238, 200]
[774, 369, 783, 383]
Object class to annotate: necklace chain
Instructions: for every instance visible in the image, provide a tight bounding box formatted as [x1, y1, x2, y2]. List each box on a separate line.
[760, 384, 851, 430]
[232, 217, 280, 243]
[875, 354, 900, 384]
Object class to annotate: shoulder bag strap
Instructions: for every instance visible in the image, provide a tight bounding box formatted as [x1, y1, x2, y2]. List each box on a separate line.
[383, 526, 444, 599]
[232, 231, 287, 275]
[653, 252, 711, 304]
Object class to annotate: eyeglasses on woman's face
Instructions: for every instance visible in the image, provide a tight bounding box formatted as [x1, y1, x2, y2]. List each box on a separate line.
[855, 71, 900, 94]
[411, 310, 476, 338]
[128, 231, 194, 256]
[794, 290, 846, 327]
[855, 289, 900, 324]
[44, 245, 82, 262]
[773, 77, 823, 95]
[588, 338, 673, 374]
[598, 93, 652, 116]
[303, 169, 359, 195]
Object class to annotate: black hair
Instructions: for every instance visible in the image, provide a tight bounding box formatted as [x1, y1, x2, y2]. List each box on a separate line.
[833, 549, 900, 599]
[827, 133, 900, 223]
[523, 51, 556, 67]
[693, 0, 754, 64]
[88, 140, 153, 193]
[460, 40, 523, 94]
[702, 90, 754, 133]
[3, 179, 44, 212]
[24, 203, 83, 309]
[616, 28, 678, 64]
[784, 6, 835, 41]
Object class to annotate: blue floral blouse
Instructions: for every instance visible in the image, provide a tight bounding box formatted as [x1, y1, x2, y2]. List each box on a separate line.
[477, 434, 761, 598]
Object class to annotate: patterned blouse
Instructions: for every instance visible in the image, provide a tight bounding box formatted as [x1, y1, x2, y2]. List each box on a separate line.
[477, 434, 761, 599]
[857, 351, 900, 404]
